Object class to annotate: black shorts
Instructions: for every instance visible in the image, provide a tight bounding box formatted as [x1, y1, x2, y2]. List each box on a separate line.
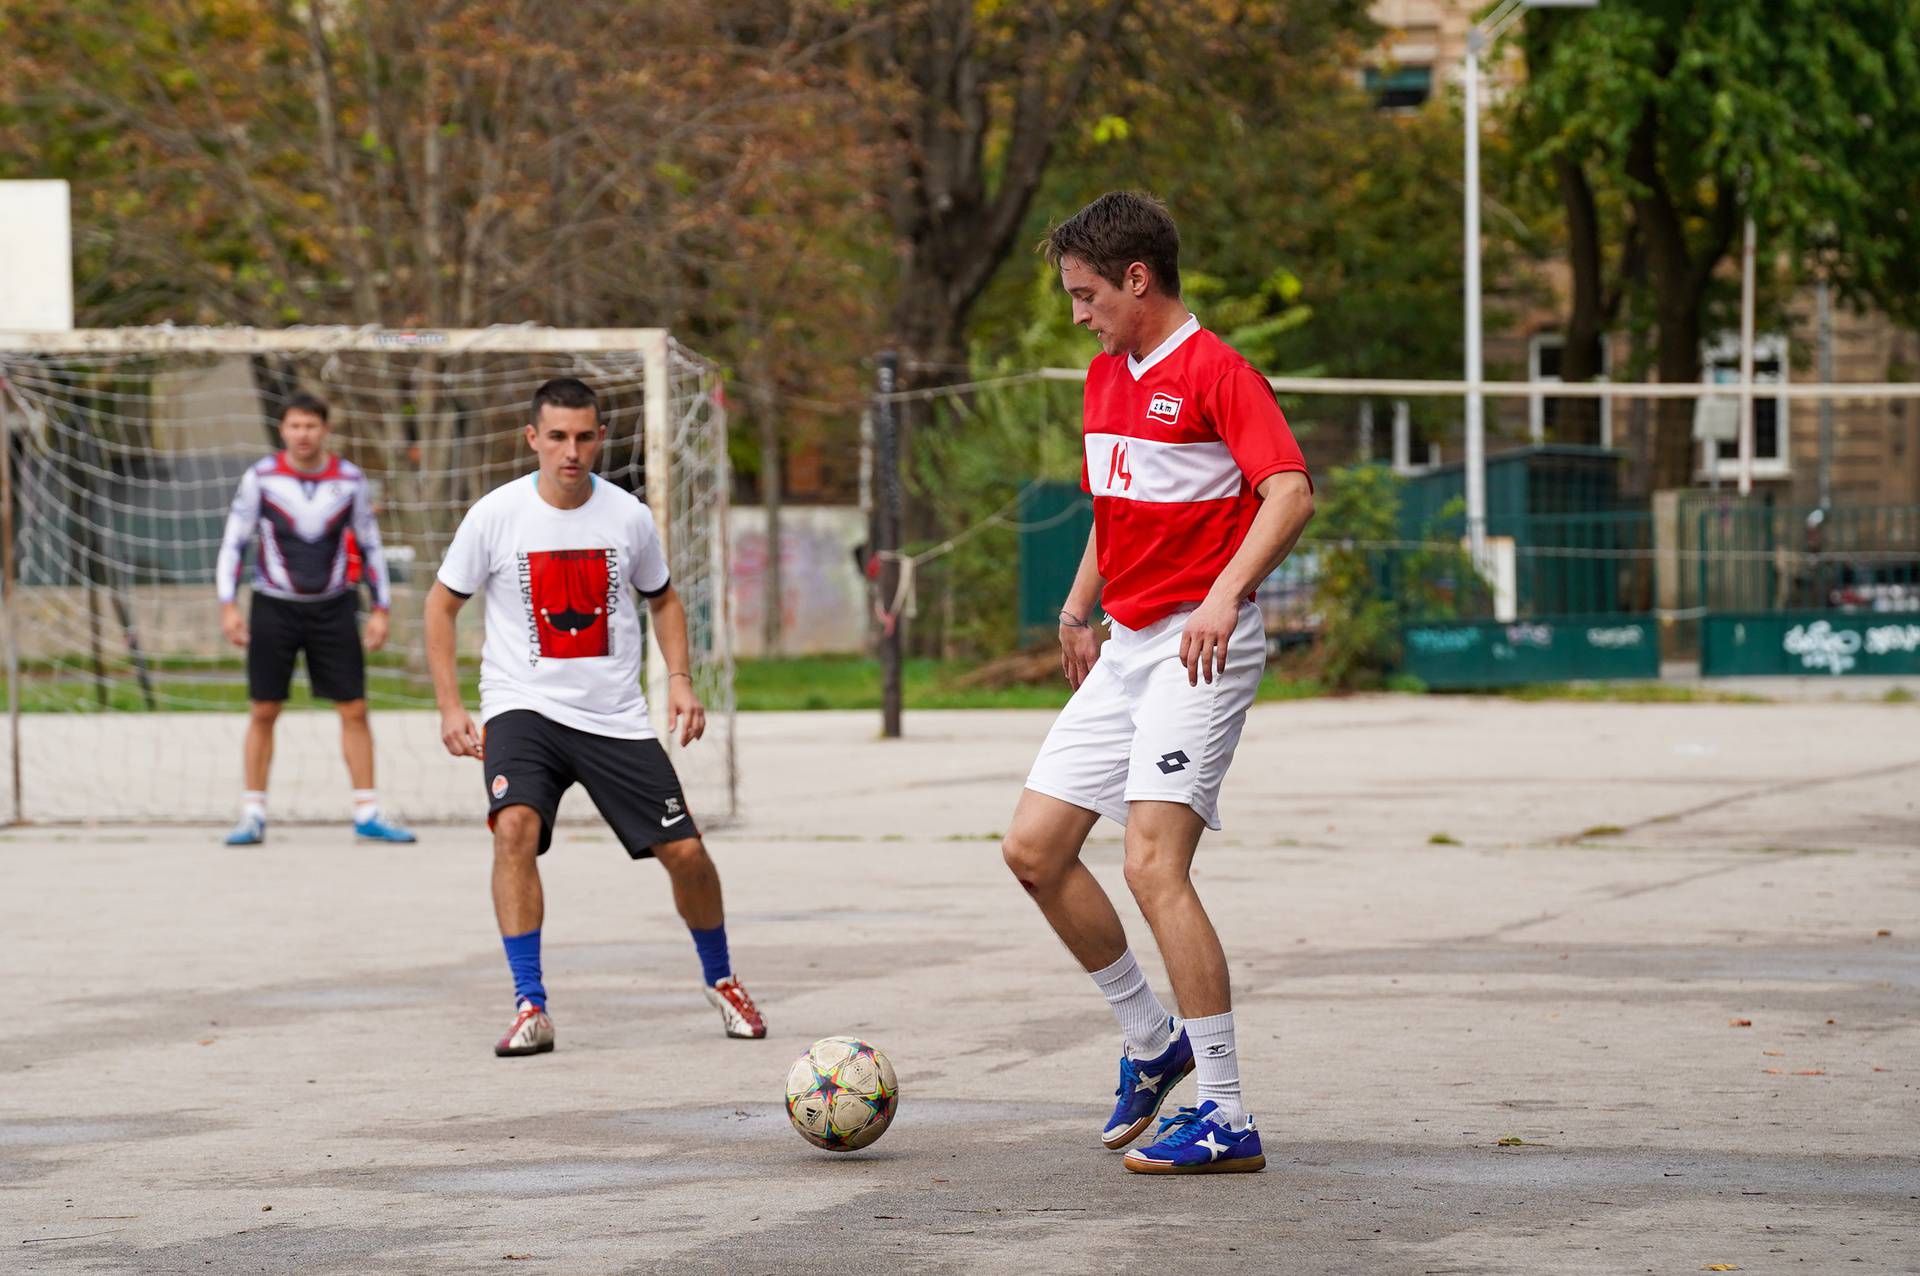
[247, 592, 366, 703]
[482, 709, 698, 860]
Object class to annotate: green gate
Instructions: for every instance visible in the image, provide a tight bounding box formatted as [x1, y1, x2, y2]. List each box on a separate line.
[1016, 481, 1094, 643]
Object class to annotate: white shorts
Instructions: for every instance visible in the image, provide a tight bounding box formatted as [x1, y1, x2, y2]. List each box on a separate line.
[1024, 601, 1265, 831]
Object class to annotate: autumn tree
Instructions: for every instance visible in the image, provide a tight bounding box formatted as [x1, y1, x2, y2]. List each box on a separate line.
[1513, 0, 1920, 486]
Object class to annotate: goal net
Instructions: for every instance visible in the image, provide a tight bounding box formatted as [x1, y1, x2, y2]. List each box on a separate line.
[0, 327, 736, 826]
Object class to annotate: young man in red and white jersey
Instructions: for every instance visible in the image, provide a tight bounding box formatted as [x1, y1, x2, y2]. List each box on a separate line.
[424, 378, 765, 1057]
[1001, 191, 1315, 1175]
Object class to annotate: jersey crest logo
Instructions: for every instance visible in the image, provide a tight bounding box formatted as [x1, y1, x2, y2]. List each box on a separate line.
[526, 548, 617, 659]
[1147, 392, 1182, 424]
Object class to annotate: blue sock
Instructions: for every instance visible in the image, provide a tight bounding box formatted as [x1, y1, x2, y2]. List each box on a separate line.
[502, 928, 546, 1008]
[689, 924, 731, 986]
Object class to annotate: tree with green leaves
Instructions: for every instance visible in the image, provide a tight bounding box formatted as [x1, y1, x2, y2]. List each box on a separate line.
[1515, 0, 1920, 487]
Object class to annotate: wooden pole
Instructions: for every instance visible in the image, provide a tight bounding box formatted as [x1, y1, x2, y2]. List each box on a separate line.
[875, 352, 902, 739]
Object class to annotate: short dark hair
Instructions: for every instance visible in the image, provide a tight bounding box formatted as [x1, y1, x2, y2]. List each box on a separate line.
[530, 377, 600, 425]
[279, 393, 330, 424]
[1041, 191, 1181, 298]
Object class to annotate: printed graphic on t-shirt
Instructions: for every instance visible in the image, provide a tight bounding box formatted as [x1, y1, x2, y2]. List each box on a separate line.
[519, 548, 620, 660]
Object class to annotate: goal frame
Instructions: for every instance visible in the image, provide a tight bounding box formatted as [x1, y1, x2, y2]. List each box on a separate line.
[0, 325, 734, 825]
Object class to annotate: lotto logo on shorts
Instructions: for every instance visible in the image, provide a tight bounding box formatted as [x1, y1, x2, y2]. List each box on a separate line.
[491, 774, 509, 799]
[1147, 392, 1182, 424]
[527, 548, 614, 659]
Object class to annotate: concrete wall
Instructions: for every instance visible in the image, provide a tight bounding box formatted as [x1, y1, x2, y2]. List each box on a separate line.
[728, 505, 867, 658]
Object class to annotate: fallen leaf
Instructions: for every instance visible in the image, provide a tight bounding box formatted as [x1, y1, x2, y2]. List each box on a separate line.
[1875, 929, 1891, 937]
[1761, 1068, 1782, 1075]
[1792, 1069, 1825, 1076]
[1763, 1051, 1783, 1057]
[1728, 1018, 1752, 1027]
[1873, 1066, 1887, 1072]
[1825, 1018, 1836, 1025]
[260, 1205, 272, 1212]
[1704, 1266, 1740, 1272]
[1495, 1136, 1526, 1146]
[198, 1039, 216, 1046]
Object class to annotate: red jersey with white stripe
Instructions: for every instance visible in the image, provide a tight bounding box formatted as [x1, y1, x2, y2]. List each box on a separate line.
[1081, 315, 1308, 629]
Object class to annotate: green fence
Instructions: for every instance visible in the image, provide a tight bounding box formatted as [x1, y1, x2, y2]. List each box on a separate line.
[1685, 501, 1920, 615]
[1702, 611, 1920, 677]
[1015, 466, 1919, 685]
[1403, 616, 1660, 687]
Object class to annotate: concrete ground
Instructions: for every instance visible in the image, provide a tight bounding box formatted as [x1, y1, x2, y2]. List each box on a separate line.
[3, 698, 1917, 1274]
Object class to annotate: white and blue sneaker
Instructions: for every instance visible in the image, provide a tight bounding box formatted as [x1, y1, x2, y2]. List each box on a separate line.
[353, 814, 416, 843]
[1123, 1100, 1266, 1175]
[223, 813, 266, 846]
[1101, 1018, 1194, 1150]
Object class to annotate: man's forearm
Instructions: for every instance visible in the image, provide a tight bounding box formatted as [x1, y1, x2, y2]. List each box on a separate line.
[1205, 474, 1315, 606]
[424, 594, 465, 711]
[650, 595, 693, 675]
[1064, 527, 1103, 619]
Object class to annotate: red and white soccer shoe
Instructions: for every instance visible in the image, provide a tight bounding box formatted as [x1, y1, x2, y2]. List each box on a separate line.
[494, 999, 555, 1057]
[705, 976, 766, 1039]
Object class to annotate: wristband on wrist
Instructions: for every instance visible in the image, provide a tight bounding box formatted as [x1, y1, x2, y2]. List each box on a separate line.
[1059, 609, 1089, 629]
[668, 671, 693, 681]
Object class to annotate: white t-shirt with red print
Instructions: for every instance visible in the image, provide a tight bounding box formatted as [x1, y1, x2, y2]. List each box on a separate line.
[1080, 315, 1311, 629]
[437, 474, 670, 740]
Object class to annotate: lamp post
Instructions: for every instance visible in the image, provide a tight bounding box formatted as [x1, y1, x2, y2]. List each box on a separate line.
[1462, 0, 1597, 562]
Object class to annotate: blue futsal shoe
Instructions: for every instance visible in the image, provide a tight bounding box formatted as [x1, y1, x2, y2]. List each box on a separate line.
[1102, 1018, 1194, 1150]
[1123, 1100, 1266, 1175]
[353, 814, 417, 843]
[223, 813, 266, 846]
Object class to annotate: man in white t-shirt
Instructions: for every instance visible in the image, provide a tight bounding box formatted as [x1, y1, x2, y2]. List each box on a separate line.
[424, 377, 765, 1057]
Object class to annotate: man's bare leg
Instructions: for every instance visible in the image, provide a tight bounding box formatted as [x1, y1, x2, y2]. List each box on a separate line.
[338, 698, 375, 789]
[1008, 789, 1190, 1147]
[490, 805, 552, 1051]
[1123, 799, 1242, 1124]
[243, 700, 280, 792]
[1121, 800, 1227, 1017]
[655, 835, 765, 1037]
[652, 836, 724, 931]
[1001, 789, 1126, 968]
[492, 806, 545, 937]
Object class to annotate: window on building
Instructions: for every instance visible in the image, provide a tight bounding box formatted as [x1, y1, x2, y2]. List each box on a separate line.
[1700, 333, 1789, 479]
[1364, 65, 1433, 110]
[1528, 332, 1612, 445]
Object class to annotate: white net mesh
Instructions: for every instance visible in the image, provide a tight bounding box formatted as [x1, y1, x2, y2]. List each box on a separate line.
[0, 328, 735, 826]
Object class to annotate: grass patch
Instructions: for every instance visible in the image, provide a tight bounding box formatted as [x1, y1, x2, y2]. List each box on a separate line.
[1427, 832, 1461, 846]
[1884, 686, 1916, 704]
[1579, 824, 1627, 839]
[0, 666, 469, 713]
[733, 655, 1331, 712]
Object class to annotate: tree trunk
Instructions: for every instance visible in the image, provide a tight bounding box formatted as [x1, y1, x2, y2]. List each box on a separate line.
[1554, 153, 1607, 445]
[879, 0, 1127, 390]
[748, 374, 785, 658]
[1651, 301, 1704, 490]
[1625, 102, 1737, 491]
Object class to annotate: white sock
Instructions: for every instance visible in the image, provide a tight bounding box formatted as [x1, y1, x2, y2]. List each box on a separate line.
[353, 789, 379, 823]
[1186, 1010, 1246, 1126]
[241, 791, 267, 822]
[1090, 950, 1173, 1057]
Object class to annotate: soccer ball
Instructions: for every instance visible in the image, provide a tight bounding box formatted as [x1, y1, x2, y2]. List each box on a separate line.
[785, 1036, 899, 1151]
